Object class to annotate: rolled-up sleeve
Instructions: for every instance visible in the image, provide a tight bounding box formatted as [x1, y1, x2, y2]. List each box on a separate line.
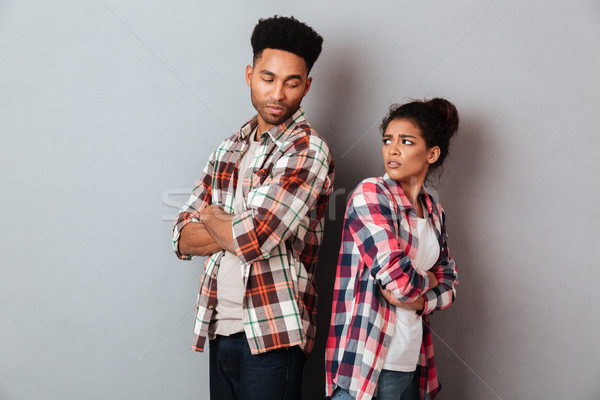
[172, 154, 215, 260]
[231, 137, 332, 264]
[419, 208, 458, 315]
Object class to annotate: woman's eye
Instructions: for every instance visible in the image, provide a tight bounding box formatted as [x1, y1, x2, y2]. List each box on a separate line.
[402, 139, 414, 145]
[382, 139, 392, 145]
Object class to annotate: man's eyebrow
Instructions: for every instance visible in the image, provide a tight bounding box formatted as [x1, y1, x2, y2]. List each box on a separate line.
[259, 70, 303, 80]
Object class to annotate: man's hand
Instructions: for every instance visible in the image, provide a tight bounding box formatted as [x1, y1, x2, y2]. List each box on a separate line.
[179, 222, 223, 257]
[200, 205, 237, 254]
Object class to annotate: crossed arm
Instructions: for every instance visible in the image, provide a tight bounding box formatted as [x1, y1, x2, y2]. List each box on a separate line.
[379, 273, 437, 311]
[181, 203, 438, 312]
[178, 205, 236, 257]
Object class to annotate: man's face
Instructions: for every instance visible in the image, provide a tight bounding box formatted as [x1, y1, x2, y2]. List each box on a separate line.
[245, 48, 312, 132]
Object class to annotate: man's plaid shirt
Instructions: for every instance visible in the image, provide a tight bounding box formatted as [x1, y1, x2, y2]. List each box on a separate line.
[325, 175, 458, 400]
[173, 107, 334, 356]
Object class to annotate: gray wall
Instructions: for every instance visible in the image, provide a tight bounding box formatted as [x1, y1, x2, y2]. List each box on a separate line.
[1, 1, 599, 399]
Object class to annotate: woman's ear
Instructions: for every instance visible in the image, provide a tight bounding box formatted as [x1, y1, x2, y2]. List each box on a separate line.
[428, 146, 441, 164]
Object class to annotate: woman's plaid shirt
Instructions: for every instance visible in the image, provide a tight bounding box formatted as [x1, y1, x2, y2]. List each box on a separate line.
[325, 175, 458, 400]
[172, 108, 334, 356]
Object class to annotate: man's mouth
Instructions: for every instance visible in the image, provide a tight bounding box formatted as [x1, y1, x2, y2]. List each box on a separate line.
[266, 105, 284, 115]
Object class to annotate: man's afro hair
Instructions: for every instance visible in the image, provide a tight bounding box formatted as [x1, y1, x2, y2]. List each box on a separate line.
[251, 15, 323, 73]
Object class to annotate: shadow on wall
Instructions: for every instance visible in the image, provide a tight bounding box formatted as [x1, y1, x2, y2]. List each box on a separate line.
[430, 111, 489, 399]
[300, 42, 385, 399]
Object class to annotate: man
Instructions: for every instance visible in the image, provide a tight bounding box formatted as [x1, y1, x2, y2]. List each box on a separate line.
[172, 16, 334, 400]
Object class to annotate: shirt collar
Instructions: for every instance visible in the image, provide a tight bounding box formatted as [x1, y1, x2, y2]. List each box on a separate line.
[238, 107, 307, 145]
[382, 173, 434, 215]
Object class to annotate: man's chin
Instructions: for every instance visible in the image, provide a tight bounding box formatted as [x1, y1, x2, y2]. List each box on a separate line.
[261, 113, 290, 126]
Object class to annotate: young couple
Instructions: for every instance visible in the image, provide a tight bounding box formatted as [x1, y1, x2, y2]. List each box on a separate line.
[172, 15, 458, 400]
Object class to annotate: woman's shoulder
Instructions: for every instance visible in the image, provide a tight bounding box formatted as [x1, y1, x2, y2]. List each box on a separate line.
[352, 176, 388, 194]
[352, 177, 391, 202]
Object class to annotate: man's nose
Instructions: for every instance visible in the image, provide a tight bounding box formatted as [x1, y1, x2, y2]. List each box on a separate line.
[271, 83, 285, 101]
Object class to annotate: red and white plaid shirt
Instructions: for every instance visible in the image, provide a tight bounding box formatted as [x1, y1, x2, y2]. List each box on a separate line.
[325, 175, 458, 400]
[173, 107, 334, 355]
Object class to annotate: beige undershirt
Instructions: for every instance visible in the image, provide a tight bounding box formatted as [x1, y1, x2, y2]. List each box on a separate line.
[209, 130, 260, 338]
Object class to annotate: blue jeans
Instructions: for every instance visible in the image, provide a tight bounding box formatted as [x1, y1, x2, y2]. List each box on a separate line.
[330, 370, 418, 400]
[209, 333, 305, 400]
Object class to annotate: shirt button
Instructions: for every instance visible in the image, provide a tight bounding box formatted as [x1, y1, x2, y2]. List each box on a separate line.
[208, 305, 214, 310]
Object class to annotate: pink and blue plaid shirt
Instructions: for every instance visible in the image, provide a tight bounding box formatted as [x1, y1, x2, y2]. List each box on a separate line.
[325, 175, 458, 400]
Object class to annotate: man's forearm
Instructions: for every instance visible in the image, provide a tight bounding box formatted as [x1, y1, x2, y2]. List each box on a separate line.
[179, 222, 223, 257]
[200, 205, 237, 254]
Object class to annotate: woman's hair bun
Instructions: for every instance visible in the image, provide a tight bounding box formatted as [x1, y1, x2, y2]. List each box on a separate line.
[425, 98, 459, 137]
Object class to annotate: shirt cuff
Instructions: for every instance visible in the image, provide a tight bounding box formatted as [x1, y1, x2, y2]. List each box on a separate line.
[172, 217, 200, 260]
[231, 210, 265, 264]
[418, 290, 439, 315]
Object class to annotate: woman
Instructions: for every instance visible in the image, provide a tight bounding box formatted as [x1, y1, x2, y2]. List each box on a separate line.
[325, 98, 459, 400]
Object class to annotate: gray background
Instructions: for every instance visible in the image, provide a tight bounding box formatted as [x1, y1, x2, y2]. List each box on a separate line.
[1, 1, 599, 399]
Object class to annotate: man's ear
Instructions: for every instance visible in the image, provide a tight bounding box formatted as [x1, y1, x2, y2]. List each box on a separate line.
[245, 65, 253, 87]
[303, 76, 313, 97]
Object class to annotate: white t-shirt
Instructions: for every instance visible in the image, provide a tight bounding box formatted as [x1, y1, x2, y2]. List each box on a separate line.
[383, 212, 440, 371]
[209, 131, 260, 338]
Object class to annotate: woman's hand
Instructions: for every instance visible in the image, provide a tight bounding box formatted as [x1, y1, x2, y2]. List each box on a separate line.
[378, 270, 436, 310]
[379, 288, 402, 306]
[379, 288, 425, 311]
[426, 270, 438, 289]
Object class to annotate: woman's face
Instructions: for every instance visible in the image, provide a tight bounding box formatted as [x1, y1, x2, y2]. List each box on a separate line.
[382, 118, 440, 185]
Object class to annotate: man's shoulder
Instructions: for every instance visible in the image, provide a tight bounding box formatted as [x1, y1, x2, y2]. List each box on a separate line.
[217, 114, 258, 148]
[210, 131, 241, 153]
[284, 119, 332, 158]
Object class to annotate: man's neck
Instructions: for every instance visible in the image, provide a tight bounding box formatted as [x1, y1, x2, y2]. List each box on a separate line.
[256, 120, 274, 137]
[251, 128, 260, 142]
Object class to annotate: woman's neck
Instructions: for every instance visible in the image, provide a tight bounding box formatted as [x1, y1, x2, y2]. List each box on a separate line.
[399, 180, 424, 217]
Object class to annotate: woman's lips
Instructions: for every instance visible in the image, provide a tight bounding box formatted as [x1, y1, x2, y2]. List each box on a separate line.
[387, 160, 401, 168]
